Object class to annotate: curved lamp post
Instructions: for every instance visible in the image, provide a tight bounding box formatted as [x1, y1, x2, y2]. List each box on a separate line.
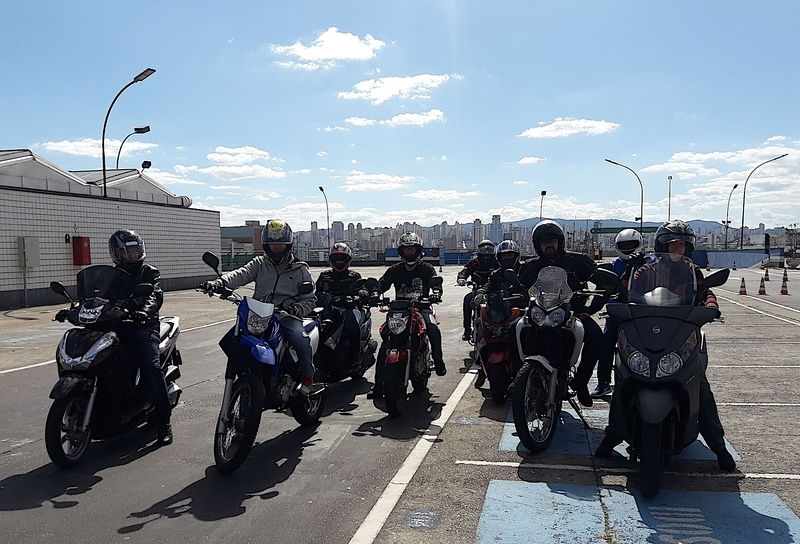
[539, 190, 547, 221]
[605, 159, 644, 234]
[115, 125, 150, 168]
[319, 186, 330, 250]
[724, 183, 739, 250]
[102, 68, 156, 197]
[740, 153, 788, 249]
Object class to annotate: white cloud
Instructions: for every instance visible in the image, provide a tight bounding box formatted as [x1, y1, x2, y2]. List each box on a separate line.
[207, 145, 272, 165]
[317, 151, 328, 157]
[147, 168, 206, 186]
[345, 117, 376, 126]
[270, 27, 385, 70]
[518, 156, 546, 165]
[518, 117, 620, 139]
[380, 109, 445, 127]
[513, 180, 528, 185]
[338, 74, 457, 105]
[175, 163, 285, 181]
[210, 185, 241, 190]
[404, 189, 481, 200]
[323, 125, 349, 132]
[40, 138, 157, 159]
[341, 170, 413, 191]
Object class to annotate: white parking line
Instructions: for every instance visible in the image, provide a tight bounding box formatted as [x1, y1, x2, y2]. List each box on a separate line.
[717, 295, 800, 326]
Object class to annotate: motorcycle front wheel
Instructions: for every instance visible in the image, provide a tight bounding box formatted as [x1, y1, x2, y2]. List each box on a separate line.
[214, 374, 264, 474]
[639, 421, 663, 498]
[384, 362, 409, 417]
[45, 395, 92, 469]
[512, 364, 560, 453]
[488, 363, 511, 405]
[290, 390, 326, 427]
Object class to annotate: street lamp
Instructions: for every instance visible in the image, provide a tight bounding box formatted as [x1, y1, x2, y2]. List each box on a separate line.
[115, 125, 150, 168]
[606, 159, 644, 234]
[740, 153, 789, 249]
[319, 186, 330, 250]
[724, 183, 739, 250]
[667, 175, 672, 221]
[539, 190, 547, 221]
[101, 68, 156, 197]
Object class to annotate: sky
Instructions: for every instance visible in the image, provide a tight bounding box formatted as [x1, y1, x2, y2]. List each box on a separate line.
[3, 1, 800, 231]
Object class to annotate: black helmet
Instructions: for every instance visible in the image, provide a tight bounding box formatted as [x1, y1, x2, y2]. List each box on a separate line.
[262, 219, 293, 264]
[476, 239, 496, 267]
[329, 242, 353, 272]
[532, 220, 565, 257]
[495, 240, 520, 269]
[654, 220, 695, 257]
[108, 229, 146, 274]
[397, 232, 423, 265]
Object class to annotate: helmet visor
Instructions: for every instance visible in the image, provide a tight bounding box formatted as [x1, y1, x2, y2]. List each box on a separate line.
[117, 244, 144, 263]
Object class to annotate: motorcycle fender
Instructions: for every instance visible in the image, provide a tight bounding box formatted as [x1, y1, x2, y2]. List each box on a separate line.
[385, 349, 408, 365]
[486, 350, 510, 365]
[49, 376, 91, 400]
[634, 388, 679, 424]
[164, 365, 181, 382]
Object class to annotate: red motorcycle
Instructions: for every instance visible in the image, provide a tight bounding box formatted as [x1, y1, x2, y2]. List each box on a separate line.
[378, 276, 443, 417]
[474, 290, 524, 404]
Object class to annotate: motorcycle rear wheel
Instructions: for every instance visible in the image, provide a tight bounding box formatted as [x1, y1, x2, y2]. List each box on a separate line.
[513, 364, 560, 453]
[488, 363, 511, 405]
[45, 395, 92, 469]
[384, 362, 409, 417]
[639, 421, 663, 498]
[290, 390, 326, 427]
[214, 374, 264, 474]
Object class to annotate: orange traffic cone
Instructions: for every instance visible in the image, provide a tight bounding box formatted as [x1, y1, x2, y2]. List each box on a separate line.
[781, 276, 789, 295]
[764, 268, 770, 281]
[733, 261, 737, 270]
[758, 277, 767, 295]
[783, 268, 789, 283]
[739, 278, 747, 295]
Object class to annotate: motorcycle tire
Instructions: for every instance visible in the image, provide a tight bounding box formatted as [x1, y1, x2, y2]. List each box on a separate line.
[512, 363, 560, 453]
[384, 362, 409, 417]
[290, 389, 326, 427]
[488, 363, 511, 405]
[214, 374, 264, 474]
[410, 354, 429, 392]
[639, 421, 663, 498]
[45, 395, 92, 469]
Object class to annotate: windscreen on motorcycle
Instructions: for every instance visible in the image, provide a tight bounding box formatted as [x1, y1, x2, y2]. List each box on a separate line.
[76, 265, 126, 300]
[628, 254, 697, 306]
[529, 266, 573, 311]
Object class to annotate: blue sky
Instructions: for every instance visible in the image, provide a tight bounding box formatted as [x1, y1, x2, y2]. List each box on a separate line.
[3, 2, 799, 229]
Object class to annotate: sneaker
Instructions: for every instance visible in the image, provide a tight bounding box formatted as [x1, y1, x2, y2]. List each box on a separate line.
[715, 448, 736, 472]
[434, 360, 447, 377]
[590, 382, 613, 398]
[157, 423, 173, 446]
[299, 376, 315, 396]
[594, 434, 621, 458]
[474, 367, 486, 389]
[570, 381, 593, 407]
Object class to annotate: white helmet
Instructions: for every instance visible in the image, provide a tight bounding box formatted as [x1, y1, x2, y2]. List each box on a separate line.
[614, 228, 643, 261]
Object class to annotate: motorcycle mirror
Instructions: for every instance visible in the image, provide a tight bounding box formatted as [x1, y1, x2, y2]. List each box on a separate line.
[503, 269, 519, 283]
[429, 276, 444, 288]
[298, 281, 314, 295]
[593, 268, 627, 303]
[364, 277, 380, 290]
[202, 251, 221, 273]
[50, 281, 72, 302]
[695, 268, 731, 305]
[133, 283, 155, 297]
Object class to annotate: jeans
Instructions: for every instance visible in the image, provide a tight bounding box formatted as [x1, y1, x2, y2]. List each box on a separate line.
[117, 327, 171, 425]
[596, 317, 619, 385]
[463, 291, 476, 332]
[278, 315, 314, 379]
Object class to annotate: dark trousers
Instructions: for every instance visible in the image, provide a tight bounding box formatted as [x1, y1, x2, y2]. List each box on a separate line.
[462, 291, 476, 332]
[596, 317, 618, 384]
[118, 328, 171, 425]
[339, 308, 363, 362]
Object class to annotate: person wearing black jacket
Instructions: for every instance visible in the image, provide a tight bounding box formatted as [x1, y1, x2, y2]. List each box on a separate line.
[457, 239, 497, 341]
[107, 229, 172, 445]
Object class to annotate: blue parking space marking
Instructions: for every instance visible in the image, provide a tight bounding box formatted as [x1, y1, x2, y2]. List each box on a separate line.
[477, 481, 800, 544]
[500, 407, 740, 461]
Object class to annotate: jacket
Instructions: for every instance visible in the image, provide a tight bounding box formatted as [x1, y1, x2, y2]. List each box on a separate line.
[221, 255, 315, 317]
[114, 263, 163, 331]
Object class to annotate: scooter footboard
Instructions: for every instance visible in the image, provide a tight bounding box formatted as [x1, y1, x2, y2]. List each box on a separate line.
[633, 388, 679, 424]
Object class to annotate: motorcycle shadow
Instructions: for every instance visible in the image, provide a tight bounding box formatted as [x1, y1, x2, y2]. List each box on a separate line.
[117, 425, 320, 533]
[0, 423, 163, 512]
[477, 391, 512, 423]
[321, 377, 373, 418]
[354, 390, 445, 441]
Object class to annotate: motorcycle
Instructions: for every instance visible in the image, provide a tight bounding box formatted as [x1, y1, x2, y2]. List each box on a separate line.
[45, 265, 182, 468]
[313, 277, 380, 383]
[511, 266, 615, 453]
[200, 252, 325, 474]
[605, 256, 728, 498]
[473, 289, 524, 404]
[378, 276, 443, 417]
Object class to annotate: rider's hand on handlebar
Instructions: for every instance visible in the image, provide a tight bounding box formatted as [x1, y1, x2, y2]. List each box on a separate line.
[200, 279, 223, 294]
[457, 278, 466, 287]
[55, 309, 69, 323]
[131, 310, 149, 324]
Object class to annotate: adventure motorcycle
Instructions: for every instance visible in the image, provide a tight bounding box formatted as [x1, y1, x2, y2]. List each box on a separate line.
[46, 265, 182, 469]
[200, 252, 324, 474]
[511, 266, 615, 453]
[605, 256, 728, 497]
[314, 277, 380, 383]
[378, 276, 443, 417]
[473, 289, 524, 404]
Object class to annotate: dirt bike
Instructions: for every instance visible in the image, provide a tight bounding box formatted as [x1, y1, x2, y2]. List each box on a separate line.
[46, 265, 182, 468]
[200, 252, 324, 474]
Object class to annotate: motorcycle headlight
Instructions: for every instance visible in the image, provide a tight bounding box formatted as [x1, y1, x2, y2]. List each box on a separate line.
[530, 306, 566, 327]
[388, 313, 409, 335]
[78, 305, 102, 323]
[57, 331, 117, 369]
[628, 351, 651, 376]
[247, 310, 271, 335]
[656, 331, 697, 377]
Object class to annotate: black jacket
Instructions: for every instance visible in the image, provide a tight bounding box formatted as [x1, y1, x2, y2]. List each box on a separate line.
[379, 262, 439, 300]
[114, 263, 163, 330]
[517, 251, 603, 314]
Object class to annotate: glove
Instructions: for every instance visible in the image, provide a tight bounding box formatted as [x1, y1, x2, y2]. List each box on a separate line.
[55, 309, 69, 323]
[201, 279, 223, 293]
[287, 304, 305, 318]
[457, 279, 466, 287]
[131, 310, 149, 324]
[473, 293, 486, 306]
[369, 293, 382, 306]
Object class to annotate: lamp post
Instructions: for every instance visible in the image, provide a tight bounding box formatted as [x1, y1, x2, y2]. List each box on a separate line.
[724, 183, 739, 250]
[740, 153, 789, 249]
[667, 175, 672, 221]
[319, 186, 330, 250]
[539, 190, 547, 221]
[102, 68, 156, 197]
[606, 159, 644, 234]
[115, 125, 150, 168]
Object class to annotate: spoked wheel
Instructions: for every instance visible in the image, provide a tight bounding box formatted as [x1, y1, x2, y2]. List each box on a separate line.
[45, 395, 92, 469]
[290, 389, 326, 427]
[639, 421, 663, 498]
[512, 364, 560, 453]
[384, 362, 409, 417]
[488, 363, 511, 405]
[214, 374, 264, 474]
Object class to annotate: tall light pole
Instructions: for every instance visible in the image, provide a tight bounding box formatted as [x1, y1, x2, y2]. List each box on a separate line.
[102, 68, 156, 197]
[318, 186, 330, 249]
[724, 183, 739, 250]
[740, 153, 789, 249]
[539, 190, 547, 221]
[667, 175, 672, 221]
[115, 125, 150, 168]
[606, 159, 644, 234]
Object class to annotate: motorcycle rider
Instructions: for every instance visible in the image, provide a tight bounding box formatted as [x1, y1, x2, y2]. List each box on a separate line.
[592, 229, 653, 398]
[508, 220, 606, 407]
[107, 229, 173, 445]
[369, 232, 445, 399]
[595, 220, 736, 472]
[457, 239, 498, 341]
[315, 242, 372, 367]
[205, 219, 318, 394]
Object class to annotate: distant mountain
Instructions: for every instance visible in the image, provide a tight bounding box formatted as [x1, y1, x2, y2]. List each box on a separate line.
[513, 217, 722, 230]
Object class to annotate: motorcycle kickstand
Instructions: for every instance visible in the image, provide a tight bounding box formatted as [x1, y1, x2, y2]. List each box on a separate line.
[567, 397, 591, 430]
